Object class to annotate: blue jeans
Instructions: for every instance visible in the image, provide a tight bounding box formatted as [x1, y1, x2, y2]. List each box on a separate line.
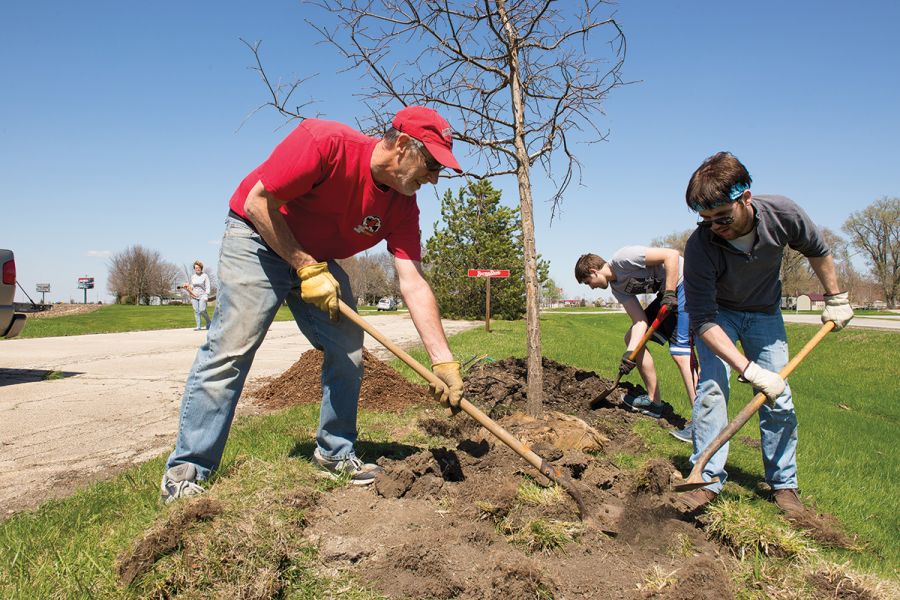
[690, 307, 797, 494]
[166, 217, 363, 480]
[191, 298, 210, 329]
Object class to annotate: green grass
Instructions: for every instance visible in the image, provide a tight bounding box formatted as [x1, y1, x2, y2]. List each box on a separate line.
[12, 303, 309, 338]
[540, 305, 612, 312]
[1, 313, 896, 597]
[13, 303, 412, 339]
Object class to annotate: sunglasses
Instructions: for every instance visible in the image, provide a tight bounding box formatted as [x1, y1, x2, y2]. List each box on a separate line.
[697, 214, 735, 228]
[697, 195, 744, 228]
[417, 145, 444, 173]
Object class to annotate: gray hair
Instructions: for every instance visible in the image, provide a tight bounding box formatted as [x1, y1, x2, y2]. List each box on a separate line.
[383, 127, 424, 151]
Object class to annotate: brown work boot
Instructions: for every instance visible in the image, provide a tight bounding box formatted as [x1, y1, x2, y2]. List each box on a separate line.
[674, 488, 717, 514]
[773, 488, 807, 520]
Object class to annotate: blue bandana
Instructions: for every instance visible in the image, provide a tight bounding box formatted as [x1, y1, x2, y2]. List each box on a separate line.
[689, 181, 751, 212]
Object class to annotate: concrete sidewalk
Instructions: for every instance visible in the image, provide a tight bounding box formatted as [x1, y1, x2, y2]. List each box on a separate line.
[0, 315, 478, 517]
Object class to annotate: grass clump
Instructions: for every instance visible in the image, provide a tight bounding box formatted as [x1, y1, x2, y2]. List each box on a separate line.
[122, 457, 320, 598]
[705, 497, 815, 560]
[516, 480, 567, 507]
[727, 555, 897, 600]
[501, 517, 582, 554]
[666, 532, 697, 559]
[636, 565, 679, 594]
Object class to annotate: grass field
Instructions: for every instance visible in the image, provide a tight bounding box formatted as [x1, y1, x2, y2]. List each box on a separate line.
[11, 303, 406, 339]
[1, 312, 897, 597]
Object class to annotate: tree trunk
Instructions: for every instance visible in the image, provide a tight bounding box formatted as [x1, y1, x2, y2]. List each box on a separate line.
[499, 0, 543, 417]
[517, 165, 544, 417]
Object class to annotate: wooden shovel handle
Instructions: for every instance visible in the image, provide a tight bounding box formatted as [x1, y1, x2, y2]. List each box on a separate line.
[338, 301, 550, 467]
[691, 321, 835, 473]
[627, 303, 670, 362]
[338, 300, 591, 519]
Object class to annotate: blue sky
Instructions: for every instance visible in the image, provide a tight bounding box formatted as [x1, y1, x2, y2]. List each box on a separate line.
[3, 1, 898, 304]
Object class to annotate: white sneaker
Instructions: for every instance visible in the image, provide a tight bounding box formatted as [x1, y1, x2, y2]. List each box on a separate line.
[160, 463, 205, 503]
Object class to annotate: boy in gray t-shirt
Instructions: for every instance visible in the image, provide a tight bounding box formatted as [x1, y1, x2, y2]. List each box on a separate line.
[575, 246, 696, 433]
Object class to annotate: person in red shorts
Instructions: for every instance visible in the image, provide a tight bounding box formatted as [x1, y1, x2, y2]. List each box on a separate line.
[161, 107, 466, 501]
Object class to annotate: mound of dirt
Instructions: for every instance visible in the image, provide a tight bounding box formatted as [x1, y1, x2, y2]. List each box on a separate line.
[129, 354, 875, 598]
[249, 348, 431, 411]
[303, 357, 733, 599]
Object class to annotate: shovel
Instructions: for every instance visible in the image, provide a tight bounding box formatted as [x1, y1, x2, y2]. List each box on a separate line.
[590, 303, 670, 409]
[338, 301, 595, 523]
[672, 321, 834, 492]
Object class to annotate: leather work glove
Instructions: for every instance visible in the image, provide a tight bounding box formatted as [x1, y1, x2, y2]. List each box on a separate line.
[740, 361, 786, 404]
[298, 262, 340, 322]
[821, 291, 853, 331]
[660, 289, 678, 313]
[618, 351, 637, 376]
[431, 361, 463, 415]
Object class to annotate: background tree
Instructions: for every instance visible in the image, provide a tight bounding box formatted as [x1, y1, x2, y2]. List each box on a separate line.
[107, 245, 179, 304]
[649, 228, 693, 255]
[779, 227, 854, 298]
[423, 179, 548, 320]
[257, 0, 626, 416]
[843, 197, 900, 308]
[541, 277, 563, 307]
[337, 251, 396, 305]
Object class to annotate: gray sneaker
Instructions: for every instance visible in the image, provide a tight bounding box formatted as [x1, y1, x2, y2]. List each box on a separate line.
[160, 463, 205, 503]
[669, 422, 693, 444]
[624, 393, 665, 419]
[313, 448, 383, 485]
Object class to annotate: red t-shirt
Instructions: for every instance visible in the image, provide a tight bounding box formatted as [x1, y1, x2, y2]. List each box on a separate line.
[228, 120, 422, 261]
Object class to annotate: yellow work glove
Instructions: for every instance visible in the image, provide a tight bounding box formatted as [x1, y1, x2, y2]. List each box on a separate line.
[298, 262, 340, 322]
[431, 361, 463, 415]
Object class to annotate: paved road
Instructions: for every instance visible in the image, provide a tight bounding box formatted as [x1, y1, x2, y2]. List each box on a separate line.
[542, 309, 900, 331]
[781, 313, 900, 330]
[0, 315, 478, 517]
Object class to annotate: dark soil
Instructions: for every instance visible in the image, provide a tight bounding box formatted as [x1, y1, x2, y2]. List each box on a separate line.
[135, 354, 871, 598]
[249, 348, 431, 411]
[781, 499, 856, 549]
[303, 357, 735, 599]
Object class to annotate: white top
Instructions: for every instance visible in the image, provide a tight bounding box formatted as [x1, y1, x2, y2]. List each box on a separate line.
[190, 273, 210, 300]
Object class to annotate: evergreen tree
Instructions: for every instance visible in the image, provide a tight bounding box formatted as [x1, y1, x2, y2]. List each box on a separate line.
[423, 180, 548, 320]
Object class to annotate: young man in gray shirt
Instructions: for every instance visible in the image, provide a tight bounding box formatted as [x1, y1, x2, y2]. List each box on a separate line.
[575, 246, 697, 431]
[677, 152, 853, 519]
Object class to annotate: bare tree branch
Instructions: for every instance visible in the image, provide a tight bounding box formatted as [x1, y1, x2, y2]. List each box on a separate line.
[239, 38, 321, 125]
[249, 0, 628, 414]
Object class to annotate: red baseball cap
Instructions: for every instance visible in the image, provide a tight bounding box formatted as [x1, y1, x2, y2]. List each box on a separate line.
[392, 106, 462, 173]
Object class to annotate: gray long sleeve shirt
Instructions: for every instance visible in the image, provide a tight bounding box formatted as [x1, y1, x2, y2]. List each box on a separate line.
[684, 195, 830, 335]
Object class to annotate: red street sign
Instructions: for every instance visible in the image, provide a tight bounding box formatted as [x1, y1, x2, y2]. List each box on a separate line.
[468, 269, 510, 278]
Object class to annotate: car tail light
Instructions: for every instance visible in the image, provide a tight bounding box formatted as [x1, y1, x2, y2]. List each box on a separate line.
[2, 259, 15, 285]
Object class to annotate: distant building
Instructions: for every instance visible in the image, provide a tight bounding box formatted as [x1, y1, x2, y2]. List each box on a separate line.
[795, 293, 825, 311]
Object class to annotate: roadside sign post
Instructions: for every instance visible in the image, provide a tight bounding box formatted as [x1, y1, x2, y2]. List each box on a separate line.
[36, 283, 51, 304]
[77, 277, 94, 304]
[467, 269, 510, 332]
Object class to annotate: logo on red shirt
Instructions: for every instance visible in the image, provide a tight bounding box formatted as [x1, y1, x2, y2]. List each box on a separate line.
[354, 215, 382, 236]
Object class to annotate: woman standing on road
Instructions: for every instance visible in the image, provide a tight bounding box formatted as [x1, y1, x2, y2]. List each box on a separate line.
[185, 261, 211, 330]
